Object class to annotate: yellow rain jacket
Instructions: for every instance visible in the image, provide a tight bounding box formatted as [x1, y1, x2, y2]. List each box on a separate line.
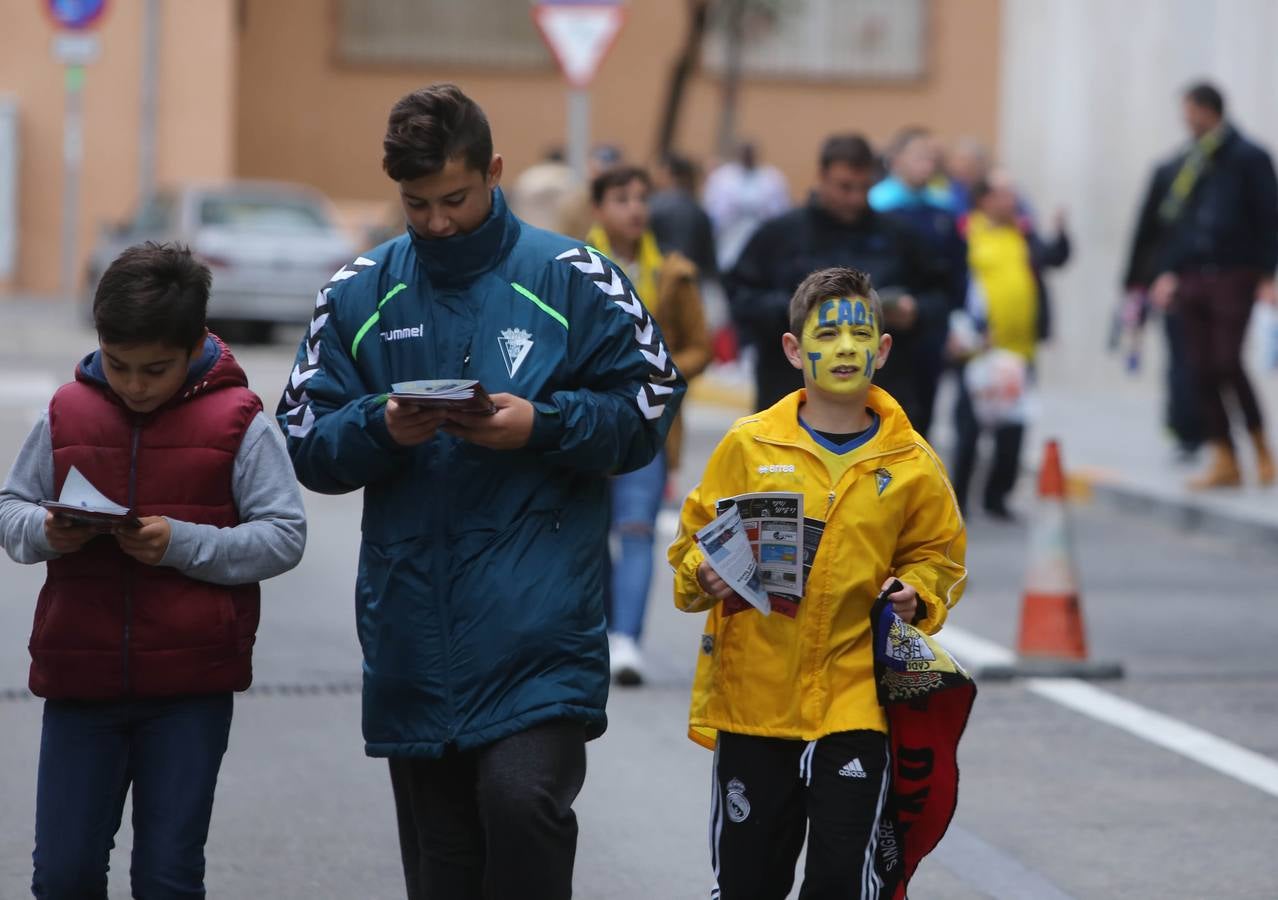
[669, 387, 967, 749]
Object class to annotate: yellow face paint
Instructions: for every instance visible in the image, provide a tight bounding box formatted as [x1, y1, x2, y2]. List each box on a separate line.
[799, 296, 882, 396]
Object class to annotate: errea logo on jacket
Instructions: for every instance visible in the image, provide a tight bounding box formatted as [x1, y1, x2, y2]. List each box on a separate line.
[757, 464, 796, 474]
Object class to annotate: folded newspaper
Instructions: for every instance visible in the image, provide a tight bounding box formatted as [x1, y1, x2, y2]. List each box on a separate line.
[693, 505, 771, 615]
[389, 379, 496, 415]
[711, 492, 806, 617]
[40, 466, 141, 530]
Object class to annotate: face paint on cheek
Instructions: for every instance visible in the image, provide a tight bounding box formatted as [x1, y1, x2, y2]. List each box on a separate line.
[799, 302, 881, 395]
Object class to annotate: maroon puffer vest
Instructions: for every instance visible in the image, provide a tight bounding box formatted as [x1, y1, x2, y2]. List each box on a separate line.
[30, 338, 264, 700]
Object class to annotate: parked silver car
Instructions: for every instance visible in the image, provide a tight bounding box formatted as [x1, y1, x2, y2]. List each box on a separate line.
[85, 181, 358, 341]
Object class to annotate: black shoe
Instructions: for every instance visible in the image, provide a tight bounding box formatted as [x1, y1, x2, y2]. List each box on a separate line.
[983, 502, 1018, 523]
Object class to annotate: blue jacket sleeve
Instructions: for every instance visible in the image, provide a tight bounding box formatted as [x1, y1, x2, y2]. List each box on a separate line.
[525, 248, 687, 475]
[276, 279, 408, 494]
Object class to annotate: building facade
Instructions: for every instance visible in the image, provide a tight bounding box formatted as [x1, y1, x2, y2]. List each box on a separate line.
[1, 0, 1000, 295]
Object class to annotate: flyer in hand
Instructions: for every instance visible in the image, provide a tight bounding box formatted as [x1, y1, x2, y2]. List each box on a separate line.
[389, 380, 497, 415]
[712, 492, 805, 617]
[693, 505, 771, 615]
[40, 466, 141, 531]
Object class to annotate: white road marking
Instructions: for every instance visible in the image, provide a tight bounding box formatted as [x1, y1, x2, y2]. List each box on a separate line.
[942, 625, 1278, 800]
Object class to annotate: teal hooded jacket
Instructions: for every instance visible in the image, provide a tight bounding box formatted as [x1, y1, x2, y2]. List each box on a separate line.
[277, 189, 685, 756]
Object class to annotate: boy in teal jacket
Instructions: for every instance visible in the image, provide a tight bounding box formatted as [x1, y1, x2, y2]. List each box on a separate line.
[277, 83, 684, 898]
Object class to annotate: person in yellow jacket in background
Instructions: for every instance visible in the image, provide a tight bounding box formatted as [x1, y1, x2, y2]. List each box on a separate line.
[668, 266, 966, 899]
[589, 165, 713, 686]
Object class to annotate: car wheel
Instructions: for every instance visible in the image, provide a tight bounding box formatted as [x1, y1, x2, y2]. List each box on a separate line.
[209, 319, 274, 346]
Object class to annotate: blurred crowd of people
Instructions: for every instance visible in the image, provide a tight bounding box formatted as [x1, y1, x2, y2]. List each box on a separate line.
[510, 127, 1073, 684]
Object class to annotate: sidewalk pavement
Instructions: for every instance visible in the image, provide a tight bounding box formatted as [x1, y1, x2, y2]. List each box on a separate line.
[1025, 367, 1278, 547]
[688, 353, 1278, 547]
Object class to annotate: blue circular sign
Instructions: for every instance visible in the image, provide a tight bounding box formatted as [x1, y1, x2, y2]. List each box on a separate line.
[46, 0, 109, 30]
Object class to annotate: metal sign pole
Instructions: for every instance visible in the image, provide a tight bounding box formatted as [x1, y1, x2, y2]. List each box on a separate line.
[48, 0, 109, 299]
[567, 87, 590, 181]
[137, 0, 161, 209]
[60, 64, 84, 298]
[532, 1, 626, 182]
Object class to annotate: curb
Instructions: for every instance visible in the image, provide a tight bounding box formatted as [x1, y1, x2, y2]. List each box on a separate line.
[1065, 470, 1278, 549]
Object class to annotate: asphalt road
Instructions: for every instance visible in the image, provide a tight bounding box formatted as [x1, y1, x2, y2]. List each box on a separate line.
[0, 309, 1275, 898]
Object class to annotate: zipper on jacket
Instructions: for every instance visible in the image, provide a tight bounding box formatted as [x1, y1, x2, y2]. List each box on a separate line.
[122, 423, 142, 694]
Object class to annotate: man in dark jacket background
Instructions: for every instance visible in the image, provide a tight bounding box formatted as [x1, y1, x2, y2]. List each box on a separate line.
[649, 152, 719, 281]
[727, 133, 946, 416]
[1123, 152, 1203, 460]
[278, 84, 684, 900]
[1143, 81, 1278, 489]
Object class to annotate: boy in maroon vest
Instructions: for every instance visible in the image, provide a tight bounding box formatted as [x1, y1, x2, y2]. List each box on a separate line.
[0, 242, 306, 897]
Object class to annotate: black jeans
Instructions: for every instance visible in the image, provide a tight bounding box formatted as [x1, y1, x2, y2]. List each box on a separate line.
[388, 720, 587, 900]
[951, 375, 1024, 515]
[711, 730, 901, 900]
[1163, 308, 1204, 451]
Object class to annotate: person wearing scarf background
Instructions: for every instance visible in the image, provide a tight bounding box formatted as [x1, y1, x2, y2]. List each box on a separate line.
[1147, 81, 1278, 490]
[589, 165, 713, 685]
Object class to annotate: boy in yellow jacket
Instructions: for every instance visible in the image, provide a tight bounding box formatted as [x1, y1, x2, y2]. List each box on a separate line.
[669, 266, 966, 899]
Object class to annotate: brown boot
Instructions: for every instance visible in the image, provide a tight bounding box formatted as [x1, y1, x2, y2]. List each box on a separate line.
[1252, 430, 1276, 486]
[1188, 441, 1242, 490]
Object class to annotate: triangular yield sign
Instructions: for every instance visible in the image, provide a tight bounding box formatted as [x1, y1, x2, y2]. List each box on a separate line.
[533, 4, 627, 88]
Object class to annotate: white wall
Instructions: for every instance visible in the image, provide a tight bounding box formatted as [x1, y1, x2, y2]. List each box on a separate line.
[0, 95, 16, 283]
[998, 0, 1278, 385]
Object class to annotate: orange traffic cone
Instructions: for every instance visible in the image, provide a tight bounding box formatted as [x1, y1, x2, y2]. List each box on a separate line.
[986, 440, 1123, 680]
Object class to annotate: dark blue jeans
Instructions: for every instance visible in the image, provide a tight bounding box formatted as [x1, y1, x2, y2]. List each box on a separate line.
[607, 449, 668, 641]
[32, 693, 234, 899]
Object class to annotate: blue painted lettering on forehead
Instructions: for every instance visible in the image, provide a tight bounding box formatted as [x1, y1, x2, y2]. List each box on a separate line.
[817, 299, 836, 327]
[816, 297, 876, 331]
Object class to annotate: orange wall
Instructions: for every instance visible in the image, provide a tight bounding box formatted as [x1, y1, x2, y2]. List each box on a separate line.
[236, 0, 1001, 208]
[0, 0, 236, 295]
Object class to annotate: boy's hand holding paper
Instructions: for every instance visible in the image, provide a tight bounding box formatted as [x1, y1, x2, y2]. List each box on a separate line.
[387, 380, 536, 449]
[44, 512, 97, 554]
[442, 393, 535, 450]
[693, 506, 771, 615]
[40, 466, 141, 532]
[115, 517, 173, 566]
[386, 399, 451, 447]
[389, 379, 497, 415]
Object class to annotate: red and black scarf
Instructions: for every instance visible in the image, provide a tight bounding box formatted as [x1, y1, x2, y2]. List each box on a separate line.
[870, 592, 977, 898]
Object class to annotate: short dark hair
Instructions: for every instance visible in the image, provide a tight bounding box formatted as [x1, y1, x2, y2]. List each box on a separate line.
[1184, 81, 1225, 117]
[661, 152, 699, 193]
[383, 83, 494, 181]
[93, 242, 210, 349]
[969, 177, 994, 206]
[819, 134, 878, 172]
[591, 165, 652, 206]
[788, 267, 882, 336]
